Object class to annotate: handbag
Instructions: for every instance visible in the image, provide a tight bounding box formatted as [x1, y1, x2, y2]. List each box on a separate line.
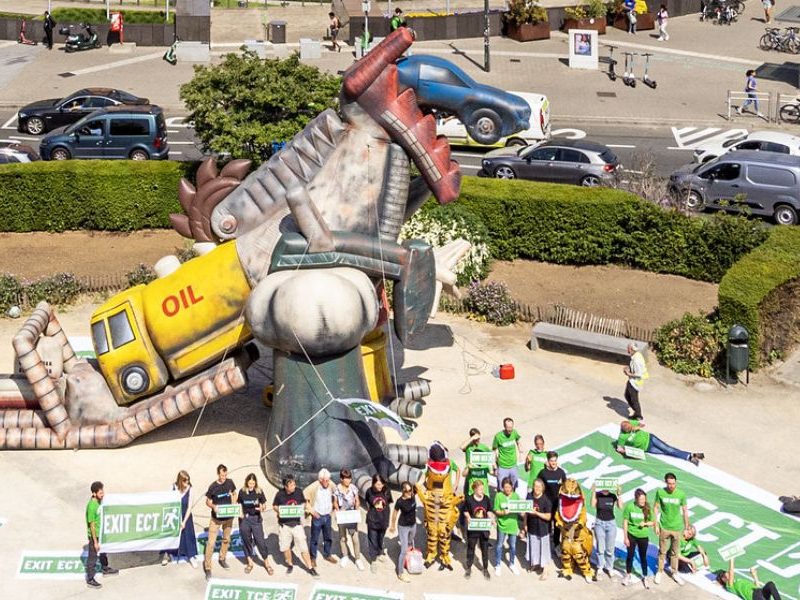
[404, 547, 424, 574]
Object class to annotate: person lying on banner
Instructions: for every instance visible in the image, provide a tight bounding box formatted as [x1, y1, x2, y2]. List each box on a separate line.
[615, 420, 705, 466]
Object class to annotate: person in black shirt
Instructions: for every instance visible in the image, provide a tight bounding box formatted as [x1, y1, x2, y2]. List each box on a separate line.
[591, 482, 623, 579]
[364, 474, 392, 573]
[272, 475, 317, 577]
[203, 464, 236, 580]
[43, 11, 56, 50]
[237, 473, 274, 575]
[523, 478, 553, 579]
[536, 451, 566, 548]
[463, 479, 493, 580]
[389, 481, 417, 583]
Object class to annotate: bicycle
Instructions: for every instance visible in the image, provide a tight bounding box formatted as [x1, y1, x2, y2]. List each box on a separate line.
[779, 97, 800, 123]
[701, 0, 741, 23]
[758, 26, 800, 53]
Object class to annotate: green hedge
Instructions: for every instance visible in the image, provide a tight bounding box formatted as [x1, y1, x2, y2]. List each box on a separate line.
[718, 227, 800, 369]
[50, 8, 174, 25]
[441, 178, 769, 283]
[0, 161, 188, 231]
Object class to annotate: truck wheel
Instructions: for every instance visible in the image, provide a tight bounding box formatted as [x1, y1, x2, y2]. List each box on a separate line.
[774, 204, 798, 226]
[122, 366, 149, 395]
[468, 109, 502, 145]
[51, 147, 71, 161]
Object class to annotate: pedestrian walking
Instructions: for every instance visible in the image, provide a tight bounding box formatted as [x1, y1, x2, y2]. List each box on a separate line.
[238, 473, 275, 575]
[536, 451, 566, 548]
[591, 482, 623, 579]
[203, 464, 236, 580]
[390, 8, 407, 30]
[738, 70, 765, 118]
[763, 0, 775, 24]
[85, 481, 119, 589]
[43, 11, 55, 50]
[273, 474, 318, 576]
[653, 473, 690, 586]
[675, 525, 709, 573]
[524, 434, 548, 492]
[657, 5, 669, 41]
[333, 469, 365, 570]
[625, 0, 638, 34]
[716, 558, 783, 600]
[328, 12, 342, 52]
[492, 418, 522, 491]
[523, 478, 552, 579]
[623, 343, 648, 420]
[493, 477, 522, 576]
[622, 488, 654, 588]
[388, 481, 417, 583]
[161, 470, 199, 568]
[304, 468, 339, 568]
[463, 479, 493, 580]
[365, 473, 392, 573]
[110, 11, 124, 45]
[615, 419, 705, 465]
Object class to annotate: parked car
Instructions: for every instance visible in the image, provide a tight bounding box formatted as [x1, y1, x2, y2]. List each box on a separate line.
[0, 142, 40, 164]
[40, 105, 169, 161]
[436, 91, 550, 148]
[17, 88, 150, 136]
[670, 151, 800, 225]
[692, 130, 800, 163]
[396, 55, 531, 145]
[480, 140, 620, 186]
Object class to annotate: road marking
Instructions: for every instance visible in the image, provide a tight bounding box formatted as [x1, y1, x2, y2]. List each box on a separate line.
[169, 151, 183, 156]
[65, 52, 164, 77]
[670, 126, 748, 149]
[9, 135, 38, 142]
[168, 141, 195, 146]
[607, 144, 636, 148]
[551, 128, 587, 140]
[1, 116, 18, 130]
[459, 164, 481, 170]
[167, 130, 179, 134]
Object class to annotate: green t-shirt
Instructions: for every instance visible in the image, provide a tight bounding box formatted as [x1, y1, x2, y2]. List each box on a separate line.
[86, 498, 101, 539]
[526, 449, 548, 489]
[623, 500, 650, 538]
[492, 430, 521, 469]
[465, 443, 491, 493]
[654, 487, 687, 531]
[727, 579, 757, 600]
[616, 419, 651, 450]
[493, 491, 520, 535]
[680, 537, 699, 556]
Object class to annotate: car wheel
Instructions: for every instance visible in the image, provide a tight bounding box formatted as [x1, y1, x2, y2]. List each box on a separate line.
[685, 190, 704, 211]
[494, 166, 516, 179]
[774, 204, 798, 226]
[468, 108, 503, 145]
[129, 149, 149, 161]
[25, 117, 45, 135]
[121, 366, 149, 395]
[51, 147, 71, 161]
[580, 175, 601, 187]
[506, 138, 526, 147]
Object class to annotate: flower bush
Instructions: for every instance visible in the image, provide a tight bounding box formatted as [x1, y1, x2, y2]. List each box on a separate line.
[465, 281, 518, 325]
[126, 264, 157, 287]
[24, 273, 83, 306]
[654, 312, 726, 378]
[505, 0, 549, 25]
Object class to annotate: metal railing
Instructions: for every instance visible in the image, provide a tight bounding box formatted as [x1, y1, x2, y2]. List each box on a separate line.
[726, 90, 774, 122]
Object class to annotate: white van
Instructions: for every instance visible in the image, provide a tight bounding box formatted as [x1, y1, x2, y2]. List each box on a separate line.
[436, 91, 550, 148]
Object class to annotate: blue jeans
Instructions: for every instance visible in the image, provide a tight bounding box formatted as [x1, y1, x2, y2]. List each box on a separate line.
[309, 514, 333, 559]
[495, 529, 518, 566]
[594, 518, 617, 571]
[741, 92, 760, 113]
[647, 434, 691, 461]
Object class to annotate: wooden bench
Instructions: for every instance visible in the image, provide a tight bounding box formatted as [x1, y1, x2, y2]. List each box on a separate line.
[530, 322, 648, 361]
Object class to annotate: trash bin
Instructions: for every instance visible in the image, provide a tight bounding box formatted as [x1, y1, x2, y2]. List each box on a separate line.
[727, 324, 749, 384]
[268, 20, 287, 44]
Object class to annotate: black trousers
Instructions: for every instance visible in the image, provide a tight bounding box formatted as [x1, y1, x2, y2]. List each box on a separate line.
[367, 526, 386, 561]
[753, 582, 782, 600]
[625, 533, 649, 576]
[624, 381, 643, 419]
[240, 516, 268, 561]
[466, 533, 489, 570]
[45, 29, 53, 48]
[86, 537, 108, 581]
[550, 506, 561, 547]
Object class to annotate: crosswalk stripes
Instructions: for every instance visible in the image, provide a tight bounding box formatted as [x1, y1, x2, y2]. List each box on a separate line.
[670, 126, 748, 149]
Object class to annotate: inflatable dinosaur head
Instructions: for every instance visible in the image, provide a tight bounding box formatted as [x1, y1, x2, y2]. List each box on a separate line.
[424, 441, 454, 492]
[558, 478, 587, 526]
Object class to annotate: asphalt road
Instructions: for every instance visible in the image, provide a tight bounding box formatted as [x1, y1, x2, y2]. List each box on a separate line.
[1, 110, 753, 177]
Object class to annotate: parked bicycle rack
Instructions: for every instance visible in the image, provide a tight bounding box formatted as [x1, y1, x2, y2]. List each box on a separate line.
[726, 90, 774, 122]
[776, 93, 800, 123]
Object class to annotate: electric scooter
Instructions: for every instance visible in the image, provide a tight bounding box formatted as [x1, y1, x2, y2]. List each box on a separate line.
[642, 53, 657, 89]
[17, 20, 38, 45]
[163, 37, 179, 65]
[607, 45, 618, 81]
[623, 52, 637, 87]
[60, 23, 101, 53]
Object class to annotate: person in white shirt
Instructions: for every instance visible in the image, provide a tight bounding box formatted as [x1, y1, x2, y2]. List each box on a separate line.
[623, 343, 648, 420]
[333, 469, 365, 570]
[303, 468, 339, 567]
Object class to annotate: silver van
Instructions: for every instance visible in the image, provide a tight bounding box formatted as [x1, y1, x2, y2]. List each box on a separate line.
[670, 151, 800, 225]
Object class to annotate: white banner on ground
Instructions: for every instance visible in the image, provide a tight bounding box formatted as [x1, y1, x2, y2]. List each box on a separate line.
[99, 491, 182, 553]
[17, 550, 100, 580]
[425, 595, 515, 600]
[334, 398, 415, 439]
[310, 583, 404, 600]
[205, 578, 298, 600]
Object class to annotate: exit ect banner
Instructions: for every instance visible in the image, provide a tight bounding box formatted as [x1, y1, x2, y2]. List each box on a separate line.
[99, 491, 182, 553]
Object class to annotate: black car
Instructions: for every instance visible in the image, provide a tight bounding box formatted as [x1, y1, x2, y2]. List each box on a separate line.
[17, 88, 149, 135]
[0, 142, 40, 164]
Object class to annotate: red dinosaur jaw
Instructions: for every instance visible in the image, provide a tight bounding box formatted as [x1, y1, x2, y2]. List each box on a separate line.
[559, 495, 584, 523]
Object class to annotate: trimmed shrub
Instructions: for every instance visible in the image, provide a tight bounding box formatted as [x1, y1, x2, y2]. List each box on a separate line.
[24, 273, 83, 305]
[0, 161, 188, 232]
[654, 312, 725, 378]
[465, 280, 518, 325]
[50, 8, 174, 24]
[126, 264, 157, 287]
[718, 227, 800, 369]
[0, 274, 23, 313]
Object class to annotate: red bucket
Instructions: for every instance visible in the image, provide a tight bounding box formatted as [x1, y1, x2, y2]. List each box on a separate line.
[498, 364, 515, 380]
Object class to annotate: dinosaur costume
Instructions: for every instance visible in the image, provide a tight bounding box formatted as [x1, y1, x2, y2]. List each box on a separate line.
[555, 478, 595, 580]
[416, 442, 464, 569]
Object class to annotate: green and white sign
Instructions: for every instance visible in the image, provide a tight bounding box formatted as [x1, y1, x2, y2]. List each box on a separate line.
[215, 504, 241, 519]
[278, 505, 305, 519]
[469, 451, 494, 468]
[310, 583, 403, 600]
[595, 478, 619, 490]
[17, 550, 101, 580]
[205, 578, 297, 600]
[99, 491, 182, 552]
[719, 541, 746, 561]
[425, 595, 515, 600]
[197, 529, 245, 557]
[692, 553, 706, 569]
[623, 446, 646, 460]
[334, 398, 415, 439]
[467, 518, 493, 531]
[507, 499, 533, 513]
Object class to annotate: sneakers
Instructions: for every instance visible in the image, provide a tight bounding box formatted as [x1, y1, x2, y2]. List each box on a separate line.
[340, 556, 351, 569]
[311, 558, 317, 568]
[585, 574, 594, 583]
[189, 556, 199, 569]
[690, 452, 705, 466]
[495, 565, 502, 577]
[87, 579, 102, 589]
[309, 568, 320, 578]
[204, 569, 211, 581]
[161, 553, 170, 566]
[377, 553, 388, 563]
[483, 568, 491, 580]
[757, 112, 765, 118]
[324, 555, 338, 564]
[370, 562, 377, 574]
[643, 576, 651, 589]
[355, 559, 366, 571]
[397, 573, 411, 583]
[511, 562, 521, 576]
[286, 565, 294, 575]
[603, 568, 612, 579]
[219, 559, 230, 570]
[654, 571, 662, 585]
[672, 572, 686, 586]
[736, 107, 743, 115]
[465, 568, 472, 579]
[622, 573, 632, 586]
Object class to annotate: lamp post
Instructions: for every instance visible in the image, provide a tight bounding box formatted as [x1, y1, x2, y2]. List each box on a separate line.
[362, 0, 371, 44]
[483, 0, 490, 72]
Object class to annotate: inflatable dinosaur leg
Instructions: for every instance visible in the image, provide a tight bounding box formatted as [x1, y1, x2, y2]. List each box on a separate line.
[578, 528, 596, 578]
[438, 520, 453, 565]
[560, 537, 576, 576]
[424, 521, 439, 564]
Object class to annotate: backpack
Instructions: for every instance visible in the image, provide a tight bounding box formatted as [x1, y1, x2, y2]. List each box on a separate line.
[404, 548, 424, 574]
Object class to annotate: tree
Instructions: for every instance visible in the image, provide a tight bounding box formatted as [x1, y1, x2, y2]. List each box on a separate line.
[180, 50, 341, 163]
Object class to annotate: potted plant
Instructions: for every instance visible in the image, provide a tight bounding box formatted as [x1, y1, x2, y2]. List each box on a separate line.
[504, 0, 551, 42]
[610, 0, 656, 31]
[563, 0, 608, 34]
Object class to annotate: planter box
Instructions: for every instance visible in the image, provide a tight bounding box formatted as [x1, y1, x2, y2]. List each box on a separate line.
[612, 12, 656, 30]
[505, 21, 551, 41]
[562, 17, 606, 34]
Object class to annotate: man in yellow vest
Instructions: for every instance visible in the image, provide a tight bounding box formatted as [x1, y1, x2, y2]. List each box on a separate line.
[623, 343, 648, 420]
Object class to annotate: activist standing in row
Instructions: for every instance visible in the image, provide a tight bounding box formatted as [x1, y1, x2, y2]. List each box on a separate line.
[653, 472, 690, 586]
[272, 474, 318, 577]
[622, 488, 654, 588]
[459, 428, 493, 540]
[525, 434, 548, 492]
[523, 478, 552, 579]
[591, 482, 623, 579]
[388, 481, 417, 583]
[162, 470, 199, 568]
[238, 473, 274, 575]
[85, 481, 119, 589]
[536, 451, 566, 548]
[463, 479, 493, 580]
[493, 477, 522, 576]
[493, 418, 522, 491]
[333, 469, 365, 570]
[304, 468, 338, 567]
[365, 473, 392, 573]
[203, 464, 236, 580]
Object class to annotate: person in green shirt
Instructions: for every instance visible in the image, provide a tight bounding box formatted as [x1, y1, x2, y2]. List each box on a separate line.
[85, 481, 118, 588]
[493, 478, 521, 576]
[524, 434, 548, 492]
[716, 558, 783, 600]
[622, 488, 654, 588]
[459, 428, 493, 541]
[390, 8, 406, 31]
[674, 525, 709, 573]
[653, 473, 690, 586]
[615, 420, 705, 466]
[492, 418, 522, 492]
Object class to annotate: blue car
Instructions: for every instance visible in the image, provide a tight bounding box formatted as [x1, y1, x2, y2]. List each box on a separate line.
[396, 55, 531, 145]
